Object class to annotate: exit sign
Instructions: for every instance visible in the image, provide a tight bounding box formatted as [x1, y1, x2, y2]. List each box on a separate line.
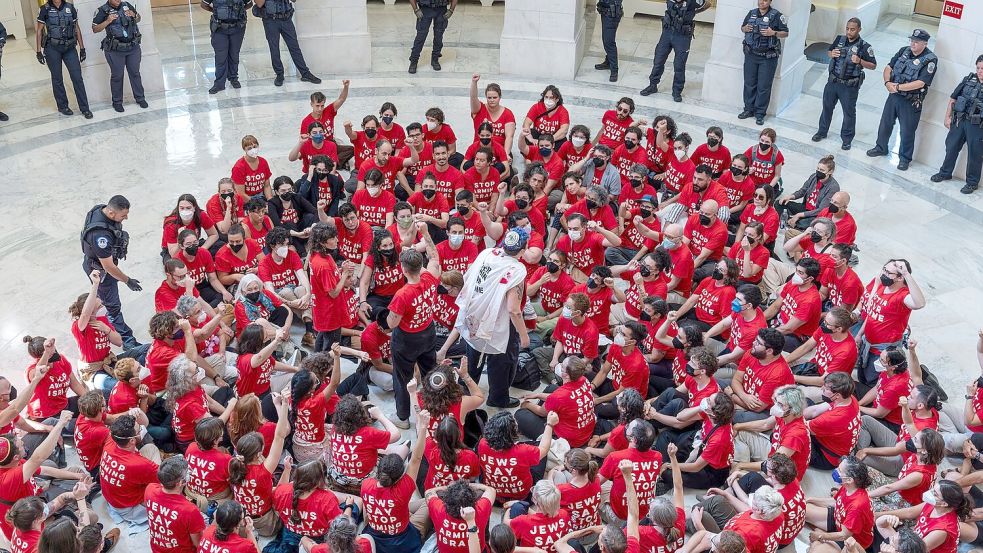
[943, 0, 964, 19]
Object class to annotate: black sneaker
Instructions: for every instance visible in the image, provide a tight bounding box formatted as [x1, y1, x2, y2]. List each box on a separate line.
[300, 73, 322, 84]
[274, 74, 284, 87]
[930, 172, 951, 183]
[432, 59, 441, 71]
[961, 183, 978, 194]
[59, 107, 74, 116]
[113, 104, 124, 113]
[640, 85, 657, 96]
[866, 146, 887, 157]
[230, 79, 241, 89]
[208, 84, 225, 94]
[0, 111, 8, 121]
[594, 61, 610, 70]
[83, 111, 93, 119]
[737, 110, 753, 119]
[811, 133, 825, 142]
[137, 100, 148, 108]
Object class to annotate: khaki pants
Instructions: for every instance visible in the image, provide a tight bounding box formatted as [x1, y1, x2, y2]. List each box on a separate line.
[409, 498, 430, 536]
[733, 430, 771, 464]
[278, 285, 313, 321]
[251, 508, 282, 537]
[185, 485, 233, 512]
[761, 258, 794, 297]
[140, 443, 162, 464]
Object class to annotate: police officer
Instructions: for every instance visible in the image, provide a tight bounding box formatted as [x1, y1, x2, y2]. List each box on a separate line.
[92, 0, 146, 113]
[36, 0, 92, 118]
[593, 0, 624, 83]
[81, 195, 142, 349]
[738, 0, 788, 126]
[813, 18, 876, 151]
[931, 54, 983, 195]
[640, 0, 709, 101]
[866, 29, 937, 171]
[200, 0, 251, 94]
[253, 0, 320, 87]
[0, 21, 8, 121]
[407, 0, 457, 74]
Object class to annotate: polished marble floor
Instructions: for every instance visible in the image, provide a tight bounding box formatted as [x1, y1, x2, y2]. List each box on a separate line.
[0, 4, 981, 547]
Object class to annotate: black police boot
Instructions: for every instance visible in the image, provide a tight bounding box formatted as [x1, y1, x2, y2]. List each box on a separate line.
[930, 172, 952, 183]
[137, 99, 148, 108]
[672, 94, 682, 102]
[640, 85, 657, 96]
[737, 110, 753, 119]
[961, 183, 978, 194]
[841, 142, 851, 151]
[0, 111, 8, 121]
[897, 160, 910, 171]
[609, 70, 618, 82]
[59, 107, 74, 116]
[755, 116, 764, 125]
[113, 104, 124, 113]
[866, 146, 887, 157]
[595, 61, 610, 70]
[408, 61, 418, 74]
[274, 74, 284, 87]
[300, 73, 322, 84]
[82, 110, 93, 119]
[432, 58, 441, 71]
[230, 79, 241, 89]
[209, 83, 225, 94]
[811, 133, 825, 142]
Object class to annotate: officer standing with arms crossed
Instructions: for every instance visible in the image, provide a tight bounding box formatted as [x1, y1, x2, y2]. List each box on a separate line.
[36, 0, 92, 118]
[81, 195, 142, 349]
[812, 18, 876, 151]
[640, 0, 709, 101]
[201, 0, 251, 94]
[931, 55, 983, 195]
[738, 0, 788, 126]
[92, 0, 146, 113]
[253, 0, 321, 87]
[866, 29, 937, 171]
[593, 0, 624, 83]
[407, 0, 456, 74]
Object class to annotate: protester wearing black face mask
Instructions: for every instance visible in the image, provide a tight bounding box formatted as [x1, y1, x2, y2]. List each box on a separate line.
[297, 155, 345, 217]
[776, 155, 840, 230]
[214, 223, 263, 289]
[650, 318, 704, 395]
[265, 176, 318, 256]
[569, 144, 622, 201]
[690, 126, 732, 179]
[718, 154, 755, 226]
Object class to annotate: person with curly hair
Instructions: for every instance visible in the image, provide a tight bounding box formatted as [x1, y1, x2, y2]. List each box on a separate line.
[426, 480, 496, 553]
[228, 394, 290, 537]
[198, 500, 260, 553]
[166, 355, 236, 452]
[144, 313, 210, 395]
[272, 459, 359, 540]
[584, 388, 646, 459]
[289, 349, 342, 464]
[308, 222, 358, 353]
[411, 360, 484, 449]
[478, 411, 556, 501]
[328, 395, 406, 490]
[300, 515, 374, 553]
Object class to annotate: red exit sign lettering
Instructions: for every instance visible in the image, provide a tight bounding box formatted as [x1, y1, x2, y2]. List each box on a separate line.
[943, 1, 964, 19]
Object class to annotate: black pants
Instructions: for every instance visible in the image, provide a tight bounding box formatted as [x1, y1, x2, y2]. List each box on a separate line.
[409, 5, 448, 63]
[210, 25, 246, 86]
[392, 324, 437, 420]
[648, 359, 675, 397]
[467, 324, 519, 408]
[514, 385, 558, 440]
[817, 80, 860, 144]
[691, 259, 721, 285]
[808, 435, 838, 470]
[940, 117, 983, 186]
[105, 43, 145, 106]
[743, 52, 779, 117]
[650, 387, 691, 430]
[198, 281, 225, 307]
[774, 200, 812, 229]
[649, 29, 692, 96]
[875, 93, 921, 163]
[599, 10, 622, 71]
[45, 43, 89, 112]
[590, 379, 620, 420]
[315, 328, 342, 353]
[262, 17, 310, 77]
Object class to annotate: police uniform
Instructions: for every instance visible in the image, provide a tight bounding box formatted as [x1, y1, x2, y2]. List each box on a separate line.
[815, 33, 876, 149]
[595, 0, 623, 81]
[0, 21, 8, 121]
[643, 0, 706, 100]
[739, 5, 788, 123]
[37, 0, 91, 117]
[409, 0, 453, 73]
[932, 71, 983, 194]
[81, 204, 137, 347]
[92, 0, 145, 111]
[202, 0, 251, 93]
[868, 30, 937, 169]
[252, 0, 319, 86]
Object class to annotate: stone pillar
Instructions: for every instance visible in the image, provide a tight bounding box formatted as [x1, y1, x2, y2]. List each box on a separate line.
[913, 2, 983, 176]
[499, 0, 586, 80]
[701, 0, 809, 116]
[75, 0, 164, 104]
[295, 0, 371, 74]
[808, 0, 882, 44]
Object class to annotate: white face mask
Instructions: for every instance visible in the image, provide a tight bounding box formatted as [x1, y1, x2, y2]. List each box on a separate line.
[544, 99, 557, 109]
[179, 209, 195, 222]
[571, 136, 587, 148]
[790, 274, 805, 286]
[426, 121, 438, 131]
[138, 365, 151, 380]
[613, 334, 626, 347]
[95, 306, 108, 318]
[196, 311, 207, 324]
[769, 404, 785, 418]
[246, 147, 259, 158]
[700, 398, 712, 413]
[922, 490, 937, 506]
[568, 230, 583, 241]
[562, 306, 574, 319]
[674, 149, 686, 161]
[275, 246, 289, 259]
[554, 364, 565, 379]
[367, 186, 381, 197]
[195, 366, 206, 382]
[874, 360, 889, 373]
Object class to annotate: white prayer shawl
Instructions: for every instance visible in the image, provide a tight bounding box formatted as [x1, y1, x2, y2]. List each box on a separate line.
[454, 247, 527, 354]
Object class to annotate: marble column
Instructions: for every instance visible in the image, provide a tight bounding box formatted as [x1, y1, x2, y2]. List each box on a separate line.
[74, 0, 165, 104]
[499, 0, 586, 80]
[808, 0, 882, 44]
[295, 0, 371, 74]
[913, 2, 983, 176]
[701, 0, 809, 116]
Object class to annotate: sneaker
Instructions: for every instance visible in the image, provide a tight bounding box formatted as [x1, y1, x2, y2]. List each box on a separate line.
[431, 59, 441, 71]
[300, 73, 322, 84]
[737, 110, 753, 119]
[961, 183, 978, 194]
[866, 146, 887, 157]
[101, 528, 121, 553]
[208, 84, 225, 94]
[930, 172, 952, 183]
[113, 104, 124, 113]
[302, 331, 316, 348]
[811, 133, 825, 142]
[640, 85, 657, 96]
[594, 61, 610, 70]
[274, 74, 284, 87]
[897, 160, 910, 171]
[389, 414, 410, 429]
[137, 100, 148, 108]
[230, 79, 241, 89]
[408, 61, 418, 74]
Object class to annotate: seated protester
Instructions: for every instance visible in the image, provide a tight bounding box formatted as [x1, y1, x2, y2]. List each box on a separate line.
[705, 284, 767, 367]
[614, 249, 671, 323]
[479, 411, 555, 502]
[562, 185, 619, 233]
[691, 126, 733, 179]
[437, 217, 479, 273]
[609, 191, 660, 267]
[160, 194, 219, 260]
[528, 251, 575, 333]
[495, 182, 548, 240]
[308, 222, 358, 351]
[585, 389, 647, 459]
[646, 347, 720, 433]
[868, 429, 945, 511]
[433, 273, 468, 362]
[232, 135, 274, 199]
[554, 449, 602, 532]
[816, 191, 857, 246]
[569, 265, 624, 336]
[214, 223, 265, 289]
[358, 231, 405, 320]
[875, 480, 971, 553]
[9, 489, 100, 553]
[175, 229, 234, 307]
[858, 346, 912, 435]
[74, 390, 145, 478]
[659, 224, 695, 300]
[290, 122, 339, 174]
[228, 393, 277, 455]
[718, 155, 756, 229]
[660, 164, 730, 226]
[426, 480, 496, 553]
[727, 221, 769, 286]
[516, 356, 596, 448]
[260, 227, 316, 347]
[450, 190, 487, 247]
[819, 244, 864, 311]
[660, 133, 696, 198]
[785, 307, 859, 392]
[328, 395, 407, 490]
[592, 322, 649, 419]
[297, 155, 346, 218]
[300, 517, 375, 553]
[762, 257, 823, 352]
[352, 169, 397, 228]
[345, 116, 382, 172]
[388, 202, 424, 250]
[273, 459, 356, 540]
[154, 258, 213, 314]
[745, 128, 784, 191]
[568, 146, 621, 204]
[199, 500, 260, 553]
[423, 107, 463, 165]
[144, 457, 207, 553]
[855, 259, 926, 387]
[612, 127, 651, 194]
[23, 336, 87, 421]
[671, 257, 739, 333]
[175, 296, 233, 382]
[228, 397, 289, 537]
[644, 115, 675, 184]
[597, 418, 665, 523]
[707, 485, 785, 553]
[725, 328, 795, 423]
[636, 451, 686, 553]
[168, 355, 235, 451]
[411, 362, 484, 451]
[653, 318, 704, 389]
[464, 122, 510, 177]
[184, 417, 237, 509]
[523, 86, 570, 147]
[536, 293, 600, 379]
[233, 274, 291, 338]
[360, 422, 429, 553]
[425, 141, 466, 206]
[399, 122, 436, 189]
[144, 313, 214, 395]
[99, 414, 160, 532]
[334, 203, 374, 266]
[805, 372, 862, 469]
[409, 172, 451, 237]
[775, 155, 839, 230]
[267, 177, 318, 252]
[596, 98, 637, 150]
[804, 455, 875, 551]
[235, 325, 298, 421]
[731, 386, 810, 481]
[558, 125, 592, 170]
[682, 200, 729, 283]
[205, 177, 245, 236]
[504, 480, 572, 553]
[786, 218, 837, 272]
[421, 415, 481, 492]
[459, 147, 502, 206]
[2, 363, 68, 449]
[70, 271, 146, 392]
[354, 139, 418, 200]
[518, 131, 564, 190]
[663, 392, 735, 489]
[734, 184, 780, 250]
[857, 383, 941, 478]
[289, 360, 342, 463]
[242, 198, 275, 250]
[556, 214, 621, 284]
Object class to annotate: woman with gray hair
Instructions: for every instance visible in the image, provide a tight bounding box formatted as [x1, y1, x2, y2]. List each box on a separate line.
[691, 485, 784, 553]
[174, 294, 236, 390]
[233, 273, 292, 339]
[166, 354, 236, 452]
[504, 480, 572, 552]
[732, 384, 810, 480]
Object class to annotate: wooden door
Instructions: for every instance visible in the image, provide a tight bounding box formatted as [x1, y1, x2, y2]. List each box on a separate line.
[914, 0, 943, 18]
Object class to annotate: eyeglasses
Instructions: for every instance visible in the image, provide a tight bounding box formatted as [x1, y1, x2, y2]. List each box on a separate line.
[754, 194, 767, 200]
[616, 108, 630, 114]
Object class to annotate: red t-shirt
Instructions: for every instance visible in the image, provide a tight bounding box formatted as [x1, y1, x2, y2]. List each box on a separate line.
[309, 252, 347, 333]
[728, 309, 767, 353]
[143, 338, 184, 393]
[620, 211, 661, 251]
[858, 280, 913, 345]
[26, 357, 72, 419]
[692, 279, 737, 327]
[478, 441, 541, 500]
[236, 352, 276, 399]
[873, 371, 911, 426]
[897, 455, 937, 506]
[232, 463, 274, 517]
[273, 485, 341, 536]
[258, 250, 303, 289]
[819, 209, 858, 245]
[637, 508, 686, 553]
[566, 199, 618, 230]
[11, 528, 40, 553]
[366, 254, 406, 297]
[662, 157, 695, 194]
[599, 448, 663, 520]
[605, 345, 649, 397]
[558, 480, 602, 532]
[465, 140, 509, 167]
[777, 480, 806, 545]
[557, 140, 591, 170]
[361, 474, 416, 535]
[161, 213, 217, 250]
[100, 442, 159, 509]
[214, 239, 262, 275]
[807, 398, 861, 463]
[528, 267, 575, 315]
[358, 156, 407, 193]
[744, 146, 784, 186]
[700, 419, 735, 469]
[511, 510, 572, 553]
[724, 510, 783, 553]
[771, 416, 810, 480]
[736, 354, 794, 410]
[556, 232, 606, 276]
[352, 189, 397, 227]
[718, 172, 756, 208]
[667, 247, 694, 297]
[568, 284, 614, 335]
[690, 144, 733, 176]
[612, 145, 651, 189]
[822, 267, 864, 309]
[173, 387, 209, 443]
[675, 180, 730, 216]
[727, 242, 770, 284]
[232, 290, 283, 337]
[294, 390, 329, 444]
[471, 103, 516, 145]
[834, 487, 873, 548]
[422, 122, 458, 146]
[0, 462, 41, 539]
[739, 205, 780, 242]
[913, 504, 959, 553]
[777, 282, 823, 338]
[185, 443, 232, 497]
[154, 281, 200, 313]
[526, 102, 569, 137]
[231, 157, 273, 197]
[400, 142, 435, 176]
[428, 496, 492, 553]
[811, 329, 858, 375]
[426, 165, 465, 205]
[597, 110, 633, 149]
[205, 193, 245, 225]
[552, 316, 600, 360]
[683, 213, 728, 259]
[145, 483, 207, 553]
[644, 128, 672, 173]
[330, 426, 392, 478]
[409, 191, 450, 221]
[197, 525, 258, 553]
[389, 271, 438, 332]
[544, 377, 596, 447]
[459, 166, 501, 205]
[379, 123, 406, 150]
[175, 249, 216, 287]
[74, 416, 110, 471]
[71, 315, 114, 363]
[108, 380, 140, 414]
[300, 106, 338, 138]
[333, 217, 373, 263]
[437, 239, 479, 274]
[423, 446, 481, 490]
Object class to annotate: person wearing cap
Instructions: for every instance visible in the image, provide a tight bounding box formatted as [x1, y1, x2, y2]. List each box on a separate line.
[931, 54, 983, 195]
[866, 29, 938, 171]
[813, 18, 877, 151]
